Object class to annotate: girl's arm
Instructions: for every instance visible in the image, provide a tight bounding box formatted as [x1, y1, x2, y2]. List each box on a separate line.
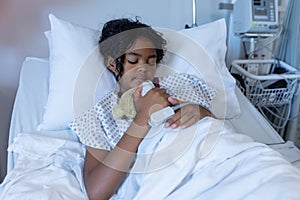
[165, 97, 213, 129]
[161, 74, 216, 129]
[83, 87, 170, 200]
[84, 122, 149, 200]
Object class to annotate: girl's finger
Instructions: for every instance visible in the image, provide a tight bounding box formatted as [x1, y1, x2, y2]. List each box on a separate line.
[181, 115, 198, 129]
[133, 86, 143, 101]
[165, 111, 181, 128]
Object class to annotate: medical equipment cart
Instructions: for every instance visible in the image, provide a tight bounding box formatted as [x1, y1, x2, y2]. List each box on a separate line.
[230, 59, 300, 135]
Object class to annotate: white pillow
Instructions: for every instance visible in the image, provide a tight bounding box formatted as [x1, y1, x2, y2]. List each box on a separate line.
[37, 14, 101, 130]
[174, 19, 240, 119]
[38, 14, 240, 131]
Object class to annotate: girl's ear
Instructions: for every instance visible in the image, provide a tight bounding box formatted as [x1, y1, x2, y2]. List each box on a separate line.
[107, 56, 117, 73]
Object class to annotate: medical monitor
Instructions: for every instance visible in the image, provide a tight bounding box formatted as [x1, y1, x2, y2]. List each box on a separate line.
[233, 0, 278, 34]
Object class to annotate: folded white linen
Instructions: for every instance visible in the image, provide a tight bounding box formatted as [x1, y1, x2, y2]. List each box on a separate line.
[112, 117, 300, 200]
[3, 120, 300, 200]
[0, 133, 87, 200]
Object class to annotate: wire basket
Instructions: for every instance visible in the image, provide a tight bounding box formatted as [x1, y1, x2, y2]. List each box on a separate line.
[231, 59, 300, 107]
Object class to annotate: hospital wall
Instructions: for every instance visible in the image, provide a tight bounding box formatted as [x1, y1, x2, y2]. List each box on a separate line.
[0, 0, 233, 182]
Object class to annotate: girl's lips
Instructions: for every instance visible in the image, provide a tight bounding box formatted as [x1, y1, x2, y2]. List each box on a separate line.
[133, 76, 145, 81]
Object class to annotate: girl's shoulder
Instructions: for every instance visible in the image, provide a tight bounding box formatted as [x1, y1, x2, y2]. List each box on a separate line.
[95, 88, 119, 108]
[159, 73, 200, 84]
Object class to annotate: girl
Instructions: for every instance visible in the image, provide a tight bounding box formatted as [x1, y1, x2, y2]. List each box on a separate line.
[70, 18, 215, 200]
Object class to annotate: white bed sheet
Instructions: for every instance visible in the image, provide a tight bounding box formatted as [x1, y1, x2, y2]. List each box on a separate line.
[7, 57, 78, 173]
[7, 57, 285, 173]
[112, 117, 300, 199]
[8, 57, 49, 140]
[1, 133, 87, 200]
[3, 57, 300, 199]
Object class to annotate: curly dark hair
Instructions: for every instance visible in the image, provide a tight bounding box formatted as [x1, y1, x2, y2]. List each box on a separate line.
[99, 18, 167, 80]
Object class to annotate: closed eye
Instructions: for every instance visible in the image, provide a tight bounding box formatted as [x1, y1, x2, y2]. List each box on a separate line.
[147, 57, 157, 65]
[128, 60, 138, 64]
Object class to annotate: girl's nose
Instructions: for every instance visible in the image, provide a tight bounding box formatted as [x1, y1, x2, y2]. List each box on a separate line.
[137, 64, 147, 72]
[137, 58, 150, 71]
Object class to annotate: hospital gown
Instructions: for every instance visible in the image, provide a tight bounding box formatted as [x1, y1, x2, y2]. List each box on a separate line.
[69, 73, 216, 150]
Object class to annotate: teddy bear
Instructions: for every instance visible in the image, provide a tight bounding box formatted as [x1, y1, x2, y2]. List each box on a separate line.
[112, 81, 155, 120]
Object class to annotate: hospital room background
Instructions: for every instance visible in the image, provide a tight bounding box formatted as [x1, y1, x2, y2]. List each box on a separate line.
[0, 0, 299, 183]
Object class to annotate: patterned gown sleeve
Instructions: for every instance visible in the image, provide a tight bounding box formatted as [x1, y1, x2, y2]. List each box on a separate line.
[69, 95, 114, 151]
[159, 73, 217, 112]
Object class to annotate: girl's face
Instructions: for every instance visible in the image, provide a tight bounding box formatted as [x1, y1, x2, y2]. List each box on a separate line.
[109, 37, 157, 94]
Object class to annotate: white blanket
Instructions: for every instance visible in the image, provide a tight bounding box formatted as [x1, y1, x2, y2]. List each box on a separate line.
[2, 118, 300, 200]
[112, 117, 300, 200]
[0, 133, 88, 200]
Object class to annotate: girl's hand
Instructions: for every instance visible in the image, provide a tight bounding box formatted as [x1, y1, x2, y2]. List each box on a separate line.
[132, 86, 171, 126]
[165, 97, 213, 129]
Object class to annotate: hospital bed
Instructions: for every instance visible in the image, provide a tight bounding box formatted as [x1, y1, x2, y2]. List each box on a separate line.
[1, 14, 300, 199]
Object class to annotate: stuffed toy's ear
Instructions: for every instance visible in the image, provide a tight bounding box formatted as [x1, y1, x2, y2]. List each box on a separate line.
[112, 81, 155, 120]
[112, 88, 136, 120]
